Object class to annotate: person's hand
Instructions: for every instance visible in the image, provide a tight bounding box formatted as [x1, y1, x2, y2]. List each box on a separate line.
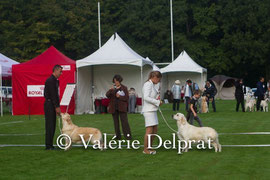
[194, 112, 197, 117]
[159, 100, 163, 106]
[56, 107, 61, 116]
[116, 93, 120, 98]
[110, 85, 115, 90]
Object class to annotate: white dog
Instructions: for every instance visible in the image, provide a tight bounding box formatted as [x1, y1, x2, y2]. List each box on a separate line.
[61, 113, 104, 150]
[260, 98, 269, 112]
[173, 113, 221, 153]
[245, 98, 256, 112]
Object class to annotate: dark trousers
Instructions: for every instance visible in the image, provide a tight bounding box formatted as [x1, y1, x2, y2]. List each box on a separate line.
[207, 97, 216, 112]
[112, 110, 132, 140]
[173, 99, 180, 111]
[257, 95, 264, 111]
[186, 111, 203, 127]
[44, 101, 56, 149]
[236, 96, 245, 112]
[185, 97, 190, 111]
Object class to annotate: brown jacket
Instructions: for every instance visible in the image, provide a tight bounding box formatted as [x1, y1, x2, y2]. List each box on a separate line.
[106, 84, 129, 113]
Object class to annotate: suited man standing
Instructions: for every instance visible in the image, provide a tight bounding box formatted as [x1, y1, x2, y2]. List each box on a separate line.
[44, 64, 62, 150]
[256, 77, 265, 111]
[204, 81, 217, 112]
[106, 74, 132, 140]
[235, 79, 245, 112]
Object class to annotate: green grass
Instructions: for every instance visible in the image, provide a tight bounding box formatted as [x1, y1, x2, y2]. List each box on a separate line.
[0, 100, 270, 179]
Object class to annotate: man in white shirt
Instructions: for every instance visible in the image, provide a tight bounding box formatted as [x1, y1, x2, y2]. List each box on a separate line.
[184, 80, 193, 111]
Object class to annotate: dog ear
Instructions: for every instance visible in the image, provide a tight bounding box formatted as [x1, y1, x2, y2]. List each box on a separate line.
[181, 116, 186, 125]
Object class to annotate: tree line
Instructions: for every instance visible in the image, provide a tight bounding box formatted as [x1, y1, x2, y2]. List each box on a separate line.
[0, 0, 269, 87]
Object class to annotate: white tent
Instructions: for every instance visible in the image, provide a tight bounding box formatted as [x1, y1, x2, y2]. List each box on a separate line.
[0, 53, 19, 78]
[160, 50, 207, 97]
[0, 53, 19, 116]
[76, 33, 153, 114]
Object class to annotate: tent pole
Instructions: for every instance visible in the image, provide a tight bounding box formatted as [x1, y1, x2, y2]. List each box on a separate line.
[91, 66, 94, 113]
[76, 67, 78, 114]
[141, 65, 143, 108]
[201, 72, 203, 89]
[0, 65, 2, 117]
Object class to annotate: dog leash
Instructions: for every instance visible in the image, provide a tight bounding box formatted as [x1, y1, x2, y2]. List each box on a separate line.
[58, 116, 62, 134]
[158, 108, 178, 133]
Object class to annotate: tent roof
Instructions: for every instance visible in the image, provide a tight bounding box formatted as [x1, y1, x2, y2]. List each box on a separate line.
[160, 50, 207, 74]
[0, 53, 19, 77]
[76, 33, 153, 68]
[20, 46, 75, 65]
[146, 57, 160, 72]
[210, 75, 237, 85]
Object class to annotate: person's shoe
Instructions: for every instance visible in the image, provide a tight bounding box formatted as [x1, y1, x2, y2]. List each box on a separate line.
[143, 150, 156, 155]
[45, 147, 58, 150]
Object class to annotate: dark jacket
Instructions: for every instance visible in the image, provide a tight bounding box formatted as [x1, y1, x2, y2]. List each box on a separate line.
[44, 75, 60, 108]
[235, 81, 245, 97]
[204, 85, 216, 98]
[106, 84, 129, 113]
[256, 81, 265, 97]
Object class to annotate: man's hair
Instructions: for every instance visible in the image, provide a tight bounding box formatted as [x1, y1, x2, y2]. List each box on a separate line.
[53, 65, 63, 72]
[113, 74, 123, 83]
[194, 90, 200, 95]
[186, 79, 192, 84]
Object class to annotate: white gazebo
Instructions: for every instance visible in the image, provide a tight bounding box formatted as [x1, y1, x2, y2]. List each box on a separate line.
[160, 50, 207, 96]
[0, 53, 19, 116]
[76, 33, 153, 114]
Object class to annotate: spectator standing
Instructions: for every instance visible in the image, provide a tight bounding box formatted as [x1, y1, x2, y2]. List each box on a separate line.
[171, 80, 181, 111]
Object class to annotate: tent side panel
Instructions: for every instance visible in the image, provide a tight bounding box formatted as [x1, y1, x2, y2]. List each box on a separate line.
[75, 66, 92, 114]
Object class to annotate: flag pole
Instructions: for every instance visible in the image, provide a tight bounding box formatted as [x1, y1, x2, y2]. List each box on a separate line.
[98, 2, 101, 48]
[170, 0, 174, 62]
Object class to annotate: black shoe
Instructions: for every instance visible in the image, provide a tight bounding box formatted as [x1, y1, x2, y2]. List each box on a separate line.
[45, 147, 56, 150]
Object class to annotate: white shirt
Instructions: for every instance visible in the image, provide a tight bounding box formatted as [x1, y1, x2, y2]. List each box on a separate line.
[142, 80, 160, 113]
[184, 84, 192, 97]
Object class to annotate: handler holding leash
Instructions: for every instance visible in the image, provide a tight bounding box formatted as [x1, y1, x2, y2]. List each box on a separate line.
[142, 71, 162, 155]
[44, 65, 62, 150]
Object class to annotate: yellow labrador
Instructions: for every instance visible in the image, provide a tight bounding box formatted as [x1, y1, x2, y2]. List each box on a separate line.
[173, 113, 221, 152]
[61, 113, 103, 150]
[201, 96, 209, 113]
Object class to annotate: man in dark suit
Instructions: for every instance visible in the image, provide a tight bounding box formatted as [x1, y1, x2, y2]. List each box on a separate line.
[204, 81, 217, 112]
[44, 65, 62, 150]
[235, 79, 245, 112]
[256, 77, 265, 111]
[106, 74, 132, 140]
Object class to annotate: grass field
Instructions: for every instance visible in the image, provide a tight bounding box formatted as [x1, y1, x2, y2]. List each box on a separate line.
[0, 100, 270, 179]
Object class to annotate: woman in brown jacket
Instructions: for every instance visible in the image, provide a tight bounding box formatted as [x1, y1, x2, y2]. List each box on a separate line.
[106, 74, 132, 140]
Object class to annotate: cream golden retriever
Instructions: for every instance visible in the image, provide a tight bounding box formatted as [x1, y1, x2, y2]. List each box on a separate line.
[173, 113, 221, 153]
[260, 98, 269, 112]
[201, 96, 209, 113]
[245, 98, 256, 112]
[61, 113, 103, 150]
